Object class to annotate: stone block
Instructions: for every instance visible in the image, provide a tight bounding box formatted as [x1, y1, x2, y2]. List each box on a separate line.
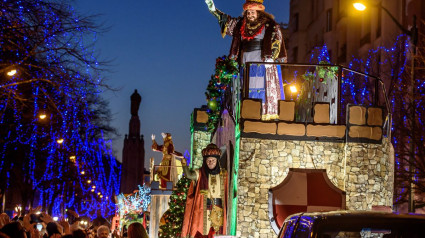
[241, 99, 262, 119]
[196, 110, 208, 123]
[244, 121, 276, 134]
[349, 126, 382, 140]
[349, 105, 367, 125]
[367, 107, 383, 126]
[306, 125, 346, 138]
[277, 122, 305, 136]
[278, 100, 295, 121]
[314, 103, 330, 123]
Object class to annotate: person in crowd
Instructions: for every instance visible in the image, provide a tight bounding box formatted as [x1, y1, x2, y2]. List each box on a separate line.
[0, 222, 27, 238]
[181, 143, 228, 237]
[126, 222, 148, 238]
[46, 222, 63, 238]
[97, 225, 110, 238]
[0, 231, 9, 238]
[0, 214, 10, 229]
[73, 228, 88, 238]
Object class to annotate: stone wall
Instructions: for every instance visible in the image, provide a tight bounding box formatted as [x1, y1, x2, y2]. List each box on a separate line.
[236, 137, 394, 237]
[191, 130, 211, 169]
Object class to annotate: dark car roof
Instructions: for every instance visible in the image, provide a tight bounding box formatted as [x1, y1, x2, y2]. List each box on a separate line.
[287, 210, 425, 220]
[286, 210, 425, 232]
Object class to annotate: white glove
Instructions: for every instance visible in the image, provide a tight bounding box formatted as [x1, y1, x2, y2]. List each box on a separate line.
[161, 132, 166, 139]
[151, 134, 155, 140]
[205, 0, 216, 12]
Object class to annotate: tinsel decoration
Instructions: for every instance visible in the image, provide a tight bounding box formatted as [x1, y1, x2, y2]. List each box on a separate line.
[158, 177, 191, 238]
[205, 56, 239, 132]
[117, 184, 151, 216]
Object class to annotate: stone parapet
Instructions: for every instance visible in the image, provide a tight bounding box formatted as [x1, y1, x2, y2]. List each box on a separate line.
[235, 137, 393, 237]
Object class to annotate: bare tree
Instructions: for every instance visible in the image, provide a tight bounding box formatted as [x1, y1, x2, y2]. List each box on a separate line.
[0, 0, 120, 216]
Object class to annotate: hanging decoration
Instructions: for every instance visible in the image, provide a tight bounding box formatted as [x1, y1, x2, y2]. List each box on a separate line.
[205, 56, 239, 132]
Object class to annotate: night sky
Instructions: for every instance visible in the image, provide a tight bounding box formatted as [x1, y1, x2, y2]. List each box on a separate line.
[74, 0, 290, 166]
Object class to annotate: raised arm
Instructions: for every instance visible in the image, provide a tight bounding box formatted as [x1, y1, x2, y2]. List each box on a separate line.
[181, 158, 198, 181]
[204, 0, 241, 37]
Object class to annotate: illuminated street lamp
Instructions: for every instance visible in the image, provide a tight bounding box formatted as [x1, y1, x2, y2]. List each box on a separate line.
[39, 113, 47, 120]
[289, 85, 298, 93]
[353, 2, 366, 11]
[69, 155, 76, 163]
[6, 69, 17, 76]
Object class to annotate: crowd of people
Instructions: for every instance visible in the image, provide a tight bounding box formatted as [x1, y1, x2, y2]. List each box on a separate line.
[0, 208, 148, 238]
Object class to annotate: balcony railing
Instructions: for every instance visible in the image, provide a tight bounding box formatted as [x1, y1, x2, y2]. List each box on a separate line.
[226, 62, 392, 138]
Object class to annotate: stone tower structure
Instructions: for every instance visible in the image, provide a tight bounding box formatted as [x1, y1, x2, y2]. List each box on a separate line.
[121, 89, 145, 194]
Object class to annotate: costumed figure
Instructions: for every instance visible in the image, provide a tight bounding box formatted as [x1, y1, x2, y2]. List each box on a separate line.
[205, 0, 288, 120]
[151, 133, 182, 188]
[181, 144, 228, 238]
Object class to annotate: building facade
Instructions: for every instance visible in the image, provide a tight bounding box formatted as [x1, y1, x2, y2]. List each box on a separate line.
[287, 0, 423, 64]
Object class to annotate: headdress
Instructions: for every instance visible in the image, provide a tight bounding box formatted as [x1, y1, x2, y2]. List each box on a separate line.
[202, 143, 221, 159]
[243, 0, 265, 11]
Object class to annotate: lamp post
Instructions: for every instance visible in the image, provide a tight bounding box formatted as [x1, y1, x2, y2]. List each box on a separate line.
[353, 2, 418, 213]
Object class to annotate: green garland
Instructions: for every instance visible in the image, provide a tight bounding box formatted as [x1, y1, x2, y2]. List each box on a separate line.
[158, 177, 191, 238]
[205, 56, 239, 132]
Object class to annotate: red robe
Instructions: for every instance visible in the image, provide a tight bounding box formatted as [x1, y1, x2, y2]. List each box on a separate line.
[181, 168, 228, 238]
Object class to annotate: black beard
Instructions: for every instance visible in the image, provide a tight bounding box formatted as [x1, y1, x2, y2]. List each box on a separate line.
[247, 17, 260, 25]
[204, 162, 220, 175]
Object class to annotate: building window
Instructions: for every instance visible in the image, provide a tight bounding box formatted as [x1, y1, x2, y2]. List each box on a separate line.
[293, 13, 299, 32]
[293, 47, 298, 63]
[326, 9, 333, 32]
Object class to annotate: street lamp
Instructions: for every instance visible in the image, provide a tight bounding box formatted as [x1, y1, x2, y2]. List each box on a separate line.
[289, 85, 298, 94]
[6, 69, 17, 77]
[353, 3, 366, 11]
[354, 2, 418, 213]
[352, 2, 417, 48]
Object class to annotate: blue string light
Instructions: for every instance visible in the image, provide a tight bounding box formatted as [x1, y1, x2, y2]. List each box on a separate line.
[0, 0, 121, 218]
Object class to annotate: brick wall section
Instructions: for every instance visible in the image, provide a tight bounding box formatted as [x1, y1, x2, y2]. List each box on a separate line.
[236, 137, 394, 237]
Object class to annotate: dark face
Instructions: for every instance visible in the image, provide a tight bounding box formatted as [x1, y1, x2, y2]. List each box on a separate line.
[206, 157, 217, 170]
[246, 10, 258, 22]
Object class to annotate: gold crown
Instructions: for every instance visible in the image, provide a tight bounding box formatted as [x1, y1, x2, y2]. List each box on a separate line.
[247, 0, 264, 3]
[243, 0, 265, 11]
[202, 144, 221, 158]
